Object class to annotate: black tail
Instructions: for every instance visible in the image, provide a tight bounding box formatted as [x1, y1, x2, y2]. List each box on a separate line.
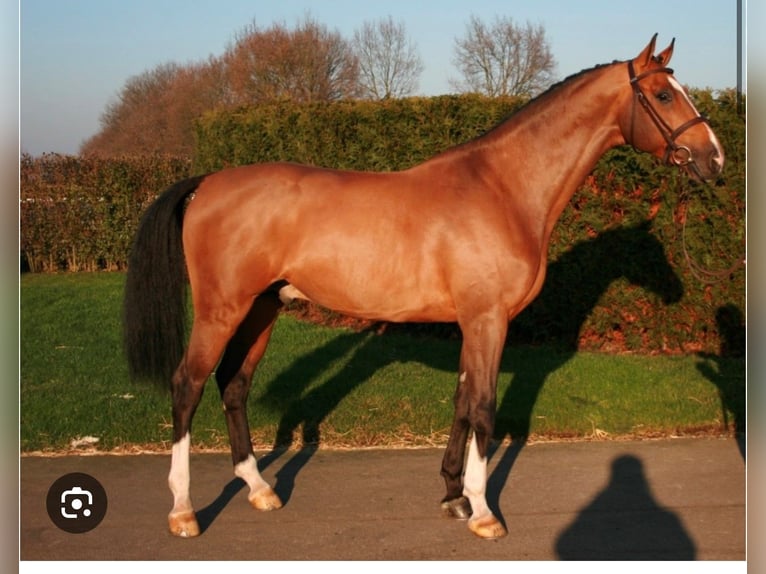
[122, 175, 207, 385]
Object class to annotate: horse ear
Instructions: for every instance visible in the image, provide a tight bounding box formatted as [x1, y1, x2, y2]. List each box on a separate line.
[654, 38, 675, 66]
[635, 33, 658, 69]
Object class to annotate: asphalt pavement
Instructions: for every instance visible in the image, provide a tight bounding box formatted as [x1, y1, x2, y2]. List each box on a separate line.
[19, 437, 746, 561]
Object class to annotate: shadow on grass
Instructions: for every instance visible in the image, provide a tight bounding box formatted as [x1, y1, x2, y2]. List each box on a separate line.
[253, 222, 685, 521]
[695, 303, 746, 461]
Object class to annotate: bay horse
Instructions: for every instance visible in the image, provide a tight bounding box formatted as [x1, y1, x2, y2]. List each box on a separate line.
[123, 35, 723, 540]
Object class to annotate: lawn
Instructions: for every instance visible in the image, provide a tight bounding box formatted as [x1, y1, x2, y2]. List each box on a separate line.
[20, 272, 745, 453]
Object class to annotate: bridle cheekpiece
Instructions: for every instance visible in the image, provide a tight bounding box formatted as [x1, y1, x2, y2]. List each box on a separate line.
[627, 60, 710, 180]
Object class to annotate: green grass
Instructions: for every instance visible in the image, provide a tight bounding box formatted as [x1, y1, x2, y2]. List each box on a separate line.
[20, 273, 745, 453]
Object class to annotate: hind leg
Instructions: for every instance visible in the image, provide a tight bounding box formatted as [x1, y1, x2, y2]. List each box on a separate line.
[216, 291, 283, 511]
[166, 339, 215, 537]
[167, 298, 256, 537]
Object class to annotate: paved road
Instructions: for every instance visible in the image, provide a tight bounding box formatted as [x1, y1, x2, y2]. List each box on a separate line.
[20, 437, 745, 561]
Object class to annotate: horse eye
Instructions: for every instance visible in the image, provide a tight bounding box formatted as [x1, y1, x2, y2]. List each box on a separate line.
[656, 91, 672, 104]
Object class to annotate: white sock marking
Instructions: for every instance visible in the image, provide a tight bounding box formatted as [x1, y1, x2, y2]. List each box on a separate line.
[463, 433, 491, 519]
[168, 432, 192, 514]
[234, 454, 270, 496]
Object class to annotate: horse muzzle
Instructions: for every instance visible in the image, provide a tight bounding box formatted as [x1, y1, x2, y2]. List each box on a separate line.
[672, 144, 724, 183]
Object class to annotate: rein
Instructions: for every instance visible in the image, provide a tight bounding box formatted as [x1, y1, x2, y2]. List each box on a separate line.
[676, 180, 745, 285]
[627, 61, 710, 181]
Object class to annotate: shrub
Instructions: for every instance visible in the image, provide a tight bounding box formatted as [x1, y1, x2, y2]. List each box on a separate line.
[20, 154, 192, 272]
[20, 92, 745, 354]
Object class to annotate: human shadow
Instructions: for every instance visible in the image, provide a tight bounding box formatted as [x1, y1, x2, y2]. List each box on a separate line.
[555, 455, 696, 560]
[695, 303, 746, 460]
[254, 222, 683, 516]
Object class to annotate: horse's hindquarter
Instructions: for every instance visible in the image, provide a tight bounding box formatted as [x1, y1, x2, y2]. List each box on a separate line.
[184, 163, 543, 323]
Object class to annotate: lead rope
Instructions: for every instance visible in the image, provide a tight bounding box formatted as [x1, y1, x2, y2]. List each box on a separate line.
[675, 175, 745, 284]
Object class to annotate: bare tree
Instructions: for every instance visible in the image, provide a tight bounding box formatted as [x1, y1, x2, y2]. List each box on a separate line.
[451, 15, 556, 97]
[353, 16, 424, 99]
[223, 15, 360, 105]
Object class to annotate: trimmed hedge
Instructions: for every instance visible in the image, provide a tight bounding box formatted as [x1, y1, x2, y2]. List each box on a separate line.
[193, 91, 745, 355]
[194, 94, 527, 172]
[19, 91, 745, 354]
[20, 154, 192, 272]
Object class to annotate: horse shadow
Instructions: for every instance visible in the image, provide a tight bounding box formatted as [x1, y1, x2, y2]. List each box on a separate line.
[486, 221, 683, 525]
[554, 454, 696, 559]
[695, 303, 746, 460]
[195, 477, 248, 534]
[497, 220, 683, 438]
[249, 222, 684, 520]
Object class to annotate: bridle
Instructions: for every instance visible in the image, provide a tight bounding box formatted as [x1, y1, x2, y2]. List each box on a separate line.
[627, 61, 710, 181]
[628, 61, 743, 284]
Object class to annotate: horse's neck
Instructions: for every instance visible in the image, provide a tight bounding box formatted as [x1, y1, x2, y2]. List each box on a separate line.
[478, 64, 627, 237]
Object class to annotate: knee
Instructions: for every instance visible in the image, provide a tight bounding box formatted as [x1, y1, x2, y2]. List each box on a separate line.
[470, 402, 496, 438]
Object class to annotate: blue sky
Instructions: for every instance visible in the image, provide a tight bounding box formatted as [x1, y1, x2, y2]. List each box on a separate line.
[19, 0, 745, 156]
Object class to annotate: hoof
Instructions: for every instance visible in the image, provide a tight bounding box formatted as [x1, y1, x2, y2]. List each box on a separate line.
[249, 486, 283, 511]
[468, 514, 507, 539]
[441, 496, 472, 520]
[168, 511, 200, 538]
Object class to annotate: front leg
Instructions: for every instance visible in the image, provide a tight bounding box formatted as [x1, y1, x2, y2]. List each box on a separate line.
[440, 370, 473, 520]
[440, 310, 508, 539]
[463, 431, 506, 539]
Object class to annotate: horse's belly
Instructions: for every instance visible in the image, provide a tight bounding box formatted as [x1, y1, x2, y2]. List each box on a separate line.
[281, 263, 457, 323]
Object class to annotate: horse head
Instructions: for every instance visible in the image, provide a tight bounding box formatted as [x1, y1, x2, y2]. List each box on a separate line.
[620, 34, 724, 182]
